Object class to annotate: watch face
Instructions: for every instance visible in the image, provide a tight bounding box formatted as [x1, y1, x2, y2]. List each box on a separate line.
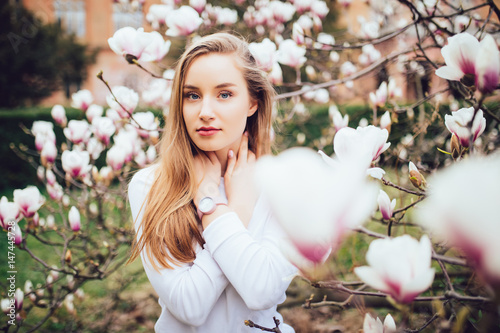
[199, 197, 215, 213]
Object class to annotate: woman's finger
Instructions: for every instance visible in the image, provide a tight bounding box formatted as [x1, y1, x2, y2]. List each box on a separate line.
[225, 149, 236, 177]
[247, 151, 256, 163]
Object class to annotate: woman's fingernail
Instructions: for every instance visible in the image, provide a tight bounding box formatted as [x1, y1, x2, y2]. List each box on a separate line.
[244, 131, 248, 136]
[228, 150, 234, 158]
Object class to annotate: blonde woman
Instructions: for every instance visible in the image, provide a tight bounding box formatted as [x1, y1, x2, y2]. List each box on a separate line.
[128, 33, 297, 332]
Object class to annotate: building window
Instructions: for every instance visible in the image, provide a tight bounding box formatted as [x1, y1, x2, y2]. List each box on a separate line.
[113, 3, 143, 31]
[54, 0, 86, 38]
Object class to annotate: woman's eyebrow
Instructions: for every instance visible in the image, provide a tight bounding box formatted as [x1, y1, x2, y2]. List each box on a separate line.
[183, 83, 237, 90]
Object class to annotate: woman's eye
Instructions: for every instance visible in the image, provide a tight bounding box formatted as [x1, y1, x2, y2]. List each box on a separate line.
[219, 92, 232, 99]
[185, 92, 200, 100]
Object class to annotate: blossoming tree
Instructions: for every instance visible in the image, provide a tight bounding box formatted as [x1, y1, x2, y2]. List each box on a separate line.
[2, 0, 500, 331]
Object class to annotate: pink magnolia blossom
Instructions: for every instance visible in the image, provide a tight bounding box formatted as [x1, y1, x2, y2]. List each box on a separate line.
[133, 111, 158, 139]
[475, 34, 500, 94]
[71, 90, 93, 112]
[13, 224, 22, 246]
[377, 189, 396, 220]
[14, 289, 23, 311]
[46, 169, 56, 186]
[146, 145, 157, 164]
[13, 186, 45, 218]
[311, 0, 329, 19]
[61, 150, 91, 179]
[293, 0, 312, 13]
[108, 27, 156, 62]
[255, 148, 378, 267]
[329, 105, 349, 131]
[141, 31, 171, 62]
[269, 1, 296, 23]
[315, 32, 335, 50]
[367, 167, 385, 180]
[415, 154, 500, 286]
[85, 104, 104, 123]
[46, 183, 63, 201]
[296, 14, 313, 31]
[435, 32, 499, 94]
[369, 81, 388, 108]
[214, 7, 238, 26]
[277, 39, 307, 68]
[334, 126, 391, 163]
[354, 235, 435, 303]
[165, 6, 203, 37]
[387, 77, 402, 100]
[249, 38, 277, 72]
[444, 107, 486, 147]
[39, 141, 56, 166]
[363, 313, 397, 333]
[106, 86, 139, 118]
[359, 19, 380, 39]
[269, 62, 283, 85]
[92, 117, 116, 145]
[64, 120, 91, 145]
[68, 206, 81, 232]
[358, 44, 381, 66]
[0, 197, 20, 230]
[32, 121, 56, 151]
[114, 125, 140, 163]
[106, 145, 128, 171]
[292, 23, 305, 46]
[146, 4, 171, 29]
[340, 61, 356, 77]
[379, 111, 391, 132]
[86, 137, 104, 160]
[189, 0, 206, 14]
[51, 105, 67, 127]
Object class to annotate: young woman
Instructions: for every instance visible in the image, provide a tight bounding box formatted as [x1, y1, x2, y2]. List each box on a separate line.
[128, 33, 297, 332]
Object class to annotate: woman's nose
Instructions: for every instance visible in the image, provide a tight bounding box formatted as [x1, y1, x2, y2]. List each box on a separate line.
[199, 99, 215, 121]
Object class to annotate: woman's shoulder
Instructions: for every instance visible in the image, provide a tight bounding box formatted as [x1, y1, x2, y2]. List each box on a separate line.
[128, 164, 159, 196]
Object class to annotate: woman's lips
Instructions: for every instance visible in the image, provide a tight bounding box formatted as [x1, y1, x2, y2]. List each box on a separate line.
[197, 128, 220, 136]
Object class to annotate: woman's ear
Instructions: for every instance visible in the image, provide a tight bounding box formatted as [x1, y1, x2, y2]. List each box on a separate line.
[247, 100, 258, 117]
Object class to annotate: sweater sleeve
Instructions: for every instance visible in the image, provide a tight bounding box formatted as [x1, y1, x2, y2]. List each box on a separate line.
[128, 167, 229, 327]
[202, 208, 298, 310]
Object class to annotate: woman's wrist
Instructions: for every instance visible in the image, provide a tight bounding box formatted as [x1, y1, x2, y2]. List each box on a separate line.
[201, 204, 232, 230]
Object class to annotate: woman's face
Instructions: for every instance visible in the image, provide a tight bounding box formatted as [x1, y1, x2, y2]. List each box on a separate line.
[182, 53, 257, 154]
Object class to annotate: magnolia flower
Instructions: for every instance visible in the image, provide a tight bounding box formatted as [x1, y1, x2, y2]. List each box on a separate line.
[146, 145, 157, 164]
[64, 294, 76, 315]
[68, 206, 81, 232]
[415, 154, 500, 286]
[15, 288, 23, 311]
[436, 32, 500, 94]
[92, 117, 116, 145]
[379, 111, 391, 132]
[296, 14, 313, 31]
[369, 81, 388, 109]
[86, 137, 105, 160]
[63, 120, 91, 145]
[85, 104, 104, 123]
[40, 141, 57, 166]
[133, 111, 158, 138]
[311, 0, 329, 18]
[142, 78, 172, 107]
[475, 34, 500, 94]
[13, 186, 44, 218]
[165, 6, 203, 37]
[190, 0, 206, 14]
[61, 150, 91, 179]
[0, 197, 20, 230]
[146, 4, 171, 29]
[293, 0, 312, 13]
[71, 89, 93, 112]
[46, 183, 64, 201]
[114, 125, 140, 163]
[106, 145, 128, 171]
[292, 23, 305, 46]
[214, 7, 238, 26]
[313, 89, 330, 104]
[255, 148, 378, 267]
[269, 62, 283, 85]
[51, 105, 67, 127]
[32, 121, 56, 151]
[408, 161, 426, 190]
[354, 235, 435, 303]
[387, 77, 402, 100]
[359, 19, 380, 39]
[330, 105, 349, 131]
[13, 223, 22, 245]
[377, 190, 396, 220]
[108, 27, 156, 62]
[363, 313, 397, 333]
[358, 44, 381, 66]
[142, 31, 171, 62]
[367, 167, 385, 180]
[334, 126, 391, 164]
[269, 1, 296, 23]
[249, 38, 277, 72]
[340, 61, 356, 77]
[444, 107, 486, 147]
[277, 39, 307, 69]
[106, 86, 139, 118]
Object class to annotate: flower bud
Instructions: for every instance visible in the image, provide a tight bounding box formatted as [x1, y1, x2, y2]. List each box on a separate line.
[451, 133, 461, 159]
[68, 206, 81, 232]
[65, 249, 72, 263]
[409, 161, 426, 190]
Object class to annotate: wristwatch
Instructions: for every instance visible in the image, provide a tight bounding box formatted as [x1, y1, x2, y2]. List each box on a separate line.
[197, 196, 228, 220]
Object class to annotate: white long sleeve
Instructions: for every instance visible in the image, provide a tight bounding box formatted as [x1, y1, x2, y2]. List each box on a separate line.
[128, 166, 297, 333]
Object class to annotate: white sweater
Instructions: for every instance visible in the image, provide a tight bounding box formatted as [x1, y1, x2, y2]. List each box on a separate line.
[128, 166, 297, 333]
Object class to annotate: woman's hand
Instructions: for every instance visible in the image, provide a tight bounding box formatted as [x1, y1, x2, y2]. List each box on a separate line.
[193, 151, 222, 209]
[224, 132, 259, 227]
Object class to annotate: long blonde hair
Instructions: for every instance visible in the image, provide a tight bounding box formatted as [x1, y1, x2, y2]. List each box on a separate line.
[129, 33, 276, 270]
